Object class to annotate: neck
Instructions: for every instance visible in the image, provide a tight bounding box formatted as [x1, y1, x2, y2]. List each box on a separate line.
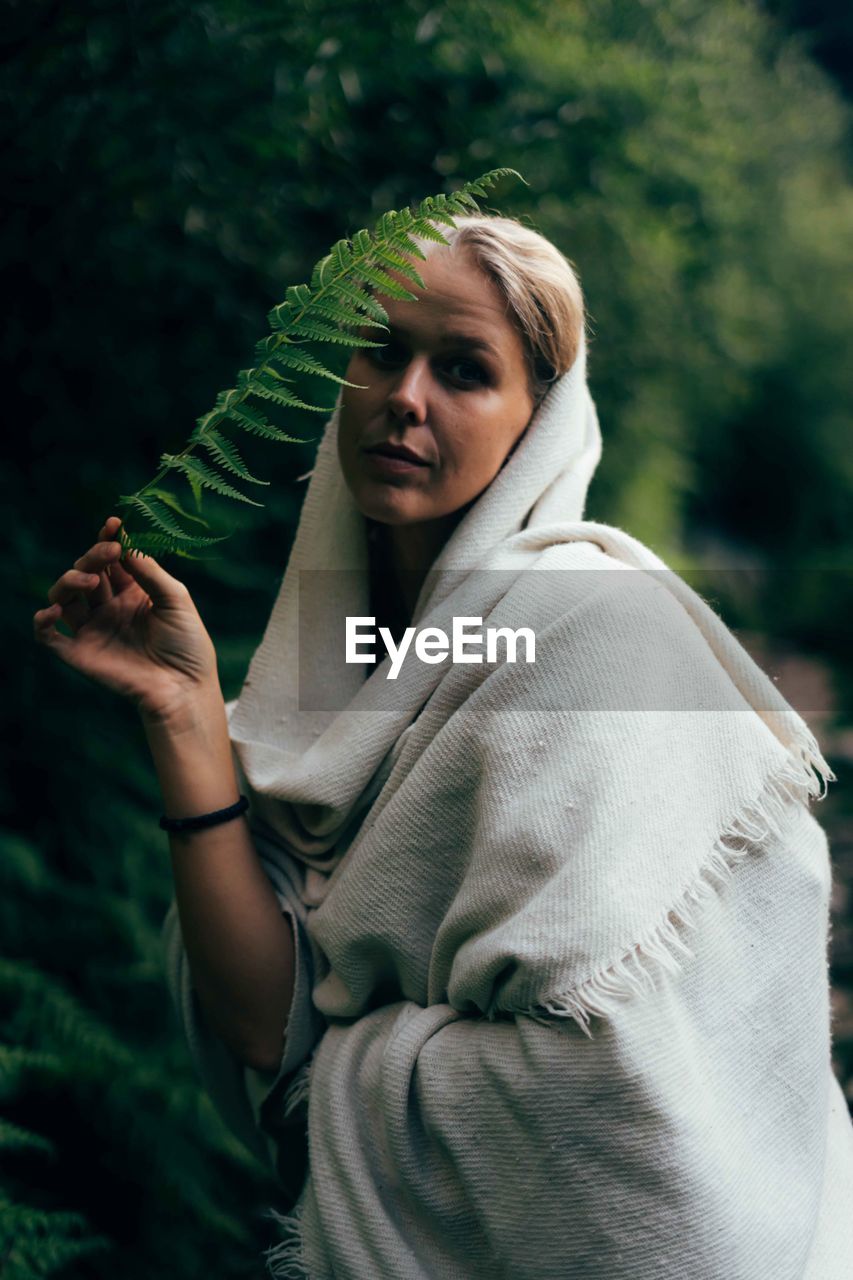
[368, 509, 468, 625]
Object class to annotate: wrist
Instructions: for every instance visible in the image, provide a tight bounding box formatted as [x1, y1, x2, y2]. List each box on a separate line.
[141, 687, 241, 823]
[138, 681, 226, 738]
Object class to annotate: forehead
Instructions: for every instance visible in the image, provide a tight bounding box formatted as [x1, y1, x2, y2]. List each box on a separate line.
[381, 248, 520, 351]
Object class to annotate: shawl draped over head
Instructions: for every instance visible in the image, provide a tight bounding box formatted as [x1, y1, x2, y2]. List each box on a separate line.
[162, 332, 853, 1279]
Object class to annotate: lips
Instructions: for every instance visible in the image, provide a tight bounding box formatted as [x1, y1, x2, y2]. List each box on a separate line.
[365, 442, 430, 466]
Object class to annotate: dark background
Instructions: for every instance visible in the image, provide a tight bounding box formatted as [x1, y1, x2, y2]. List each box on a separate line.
[4, 1, 852, 1274]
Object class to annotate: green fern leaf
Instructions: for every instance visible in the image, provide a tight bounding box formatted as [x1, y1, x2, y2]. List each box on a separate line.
[197, 428, 269, 486]
[235, 366, 327, 409]
[162, 454, 266, 506]
[120, 531, 228, 558]
[324, 278, 390, 322]
[243, 372, 336, 411]
[308, 300, 388, 332]
[376, 210, 428, 258]
[272, 295, 387, 334]
[224, 403, 308, 441]
[383, 227, 428, 258]
[352, 227, 373, 256]
[352, 263, 419, 301]
[406, 218, 452, 246]
[118, 493, 206, 541]
[369, 243, 427, 289]
[329, 237, 355, 273]
[145, 487, 211, 529]
[461, 187, 487, 204]
[259, 344, 364, 387]
[286, 318, 386, 347]
[266, 302, 294, 332]
[310, 256, 334, 291]
[415, 197, 457, 229]
[194, 409, 227, 436]
[286, 283, 313, 308]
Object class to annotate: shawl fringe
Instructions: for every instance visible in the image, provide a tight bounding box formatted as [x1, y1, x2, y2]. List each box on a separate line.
[283, 1058, 313, 1119]
[495, 738, 834, 1040]
[263, 1187, 310, 1280]
[263, 1061, 314, 1279]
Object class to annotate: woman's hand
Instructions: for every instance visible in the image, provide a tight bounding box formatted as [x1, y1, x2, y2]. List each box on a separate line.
[33, 516, 220, 720]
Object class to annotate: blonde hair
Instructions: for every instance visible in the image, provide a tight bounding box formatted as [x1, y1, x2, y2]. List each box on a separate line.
[412, 214, 586, 405]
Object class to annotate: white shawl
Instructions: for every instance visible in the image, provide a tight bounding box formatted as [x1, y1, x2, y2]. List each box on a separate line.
[163, 335, 853, 1278]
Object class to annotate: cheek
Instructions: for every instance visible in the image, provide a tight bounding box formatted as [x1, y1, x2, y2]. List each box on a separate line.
[443, 420, 517, 481]
[336, 419, 363, 494]
[338, 397, 366, 454]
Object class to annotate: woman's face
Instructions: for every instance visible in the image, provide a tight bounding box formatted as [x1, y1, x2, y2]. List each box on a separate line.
[337, 247, 535, 530]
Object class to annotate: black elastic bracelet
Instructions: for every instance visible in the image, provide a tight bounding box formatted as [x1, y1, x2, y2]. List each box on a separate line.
[159, 794, 249, 834]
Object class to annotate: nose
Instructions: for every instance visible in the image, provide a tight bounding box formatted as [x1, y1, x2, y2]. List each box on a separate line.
[386, 355, 429, 426]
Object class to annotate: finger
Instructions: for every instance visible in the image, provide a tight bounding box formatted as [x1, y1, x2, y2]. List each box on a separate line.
[98, 516, 122, 540]
[88, 565, 114, 608]
[73, 540, 123, 576]
[95, 519, 136, 598]
[47, 568, 104, 608]
[103, 555, 136, 596]
[69, 541, 124, 608]
[33, 603, 75, 654]
[121, 548, 188, 608]
[92, 517, 126, 601]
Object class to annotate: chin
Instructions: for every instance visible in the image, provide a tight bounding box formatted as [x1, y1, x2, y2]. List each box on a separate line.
[352, 487, 425, 526]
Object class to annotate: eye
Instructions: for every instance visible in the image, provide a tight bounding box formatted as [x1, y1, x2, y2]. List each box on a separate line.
[365, 343, 488, 388]
[445, 358, 488, 387]
[369, 341, 406, 367]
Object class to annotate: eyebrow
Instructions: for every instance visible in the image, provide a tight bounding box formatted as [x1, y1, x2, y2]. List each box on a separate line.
[379, 322, 500, 360]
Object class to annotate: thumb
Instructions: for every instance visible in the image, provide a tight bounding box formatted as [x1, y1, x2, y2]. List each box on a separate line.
[121, 549, 188, 607]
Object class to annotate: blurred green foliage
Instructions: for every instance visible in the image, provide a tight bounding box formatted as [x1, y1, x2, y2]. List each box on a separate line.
[6, 0, 852, 1274]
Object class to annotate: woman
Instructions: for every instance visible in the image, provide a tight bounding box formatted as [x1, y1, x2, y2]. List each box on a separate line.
[34, 215, 853, 1279]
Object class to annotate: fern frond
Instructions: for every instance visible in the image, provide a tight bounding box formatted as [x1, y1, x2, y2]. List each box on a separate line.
[188, 475, 204, 512]
[118, 494, 208, 541]
[376, 210, 429, 259]
[194, 428, 269, 486]
[369, 242, 427, 289]
[323, 278, 390, 322]
[223, 404, 306, 441]
[351, 262, 420, 301]
[405, 218, 452, 245]
[145, 487, 211, 529]
[119, 531, 228, 558]
[285, 319, 386, 347]
[272, 294, 387, 332]
[256, 343, 364, 386]
[115, 168, 525, 560]
[308, 298, 388, 328]
[161, 454, 266, 506]
[418, 196, 461, 228]
[235, 367, 327, 412]
[330, 237, 356, 271]
[244, 373, 337, 412]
